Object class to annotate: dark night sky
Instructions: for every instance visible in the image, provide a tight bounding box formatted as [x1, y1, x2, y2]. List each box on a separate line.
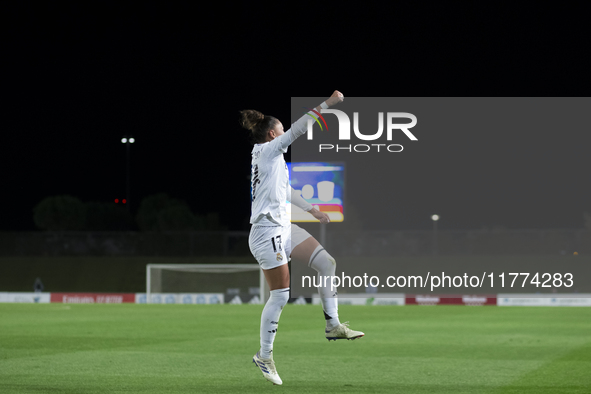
[2, 3, 590, 232]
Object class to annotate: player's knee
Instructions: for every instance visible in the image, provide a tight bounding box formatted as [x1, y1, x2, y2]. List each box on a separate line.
[325, 253, 337, 271]
[269, 288, 289, 307]
[328, 254, 336, 268]
[310, 249, 336, 277]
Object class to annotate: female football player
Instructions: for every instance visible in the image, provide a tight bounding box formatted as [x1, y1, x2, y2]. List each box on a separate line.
[240, 91, 363, 385]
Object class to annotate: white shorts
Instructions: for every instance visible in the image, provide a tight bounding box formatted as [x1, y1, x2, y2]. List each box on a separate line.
[291, 223, 312, 251]
[249, 225, 291, 270]
[249, 224, 313, 270]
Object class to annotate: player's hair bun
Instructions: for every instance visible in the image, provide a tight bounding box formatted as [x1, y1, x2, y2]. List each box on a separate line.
[239, 109, 279, 144]
[239, 110, 265, 132]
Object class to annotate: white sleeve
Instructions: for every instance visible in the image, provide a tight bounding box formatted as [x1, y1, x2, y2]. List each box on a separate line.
[288, 186, 313, 212]
[267, 102, 328, 156]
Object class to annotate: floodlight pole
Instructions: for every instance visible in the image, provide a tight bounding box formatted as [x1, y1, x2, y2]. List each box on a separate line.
[126, 141, 130, 210]
[121, 136, 135, 211]
[431, 214, 440, 256]
[433, 220, 438, 255]
[320, 223, 327, 249]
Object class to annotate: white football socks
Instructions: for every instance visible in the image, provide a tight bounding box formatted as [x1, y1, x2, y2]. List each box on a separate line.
[260, 287, 289, 359]
[309, 245, 340, 330]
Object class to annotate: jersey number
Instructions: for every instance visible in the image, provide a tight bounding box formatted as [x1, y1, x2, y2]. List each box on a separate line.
[270, 235, 282, 252]
[251, 164, 261, 201]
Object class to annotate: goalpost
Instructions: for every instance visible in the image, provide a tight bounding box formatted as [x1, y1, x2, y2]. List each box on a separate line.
[146, 264, 269, 304]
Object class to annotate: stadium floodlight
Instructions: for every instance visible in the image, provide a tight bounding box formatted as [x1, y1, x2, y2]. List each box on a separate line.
[129, 138, 135, 143]
[431, 214, 440, 221]
[146, 264, 267, 304]
[121, 138, 127, 143]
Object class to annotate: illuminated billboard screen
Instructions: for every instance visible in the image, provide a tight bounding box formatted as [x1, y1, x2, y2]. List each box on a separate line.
[288, 162, 344, 222]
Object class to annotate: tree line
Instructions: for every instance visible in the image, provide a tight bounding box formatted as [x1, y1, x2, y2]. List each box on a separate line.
[33, 194, 225, 231]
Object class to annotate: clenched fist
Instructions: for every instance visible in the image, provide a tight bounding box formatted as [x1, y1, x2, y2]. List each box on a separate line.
[326, 90, 344, 107]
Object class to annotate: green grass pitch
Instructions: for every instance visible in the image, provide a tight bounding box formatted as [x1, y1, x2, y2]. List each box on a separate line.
[1, 304, 590, 393]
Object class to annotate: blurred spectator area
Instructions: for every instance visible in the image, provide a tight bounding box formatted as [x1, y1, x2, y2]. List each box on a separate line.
[0, 229, 589, 257]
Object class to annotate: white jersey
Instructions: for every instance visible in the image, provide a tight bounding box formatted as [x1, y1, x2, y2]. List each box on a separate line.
[249, 108, 319, 226]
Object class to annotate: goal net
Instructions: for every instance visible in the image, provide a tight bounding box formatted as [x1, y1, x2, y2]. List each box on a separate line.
[146, 264, 267, 304]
